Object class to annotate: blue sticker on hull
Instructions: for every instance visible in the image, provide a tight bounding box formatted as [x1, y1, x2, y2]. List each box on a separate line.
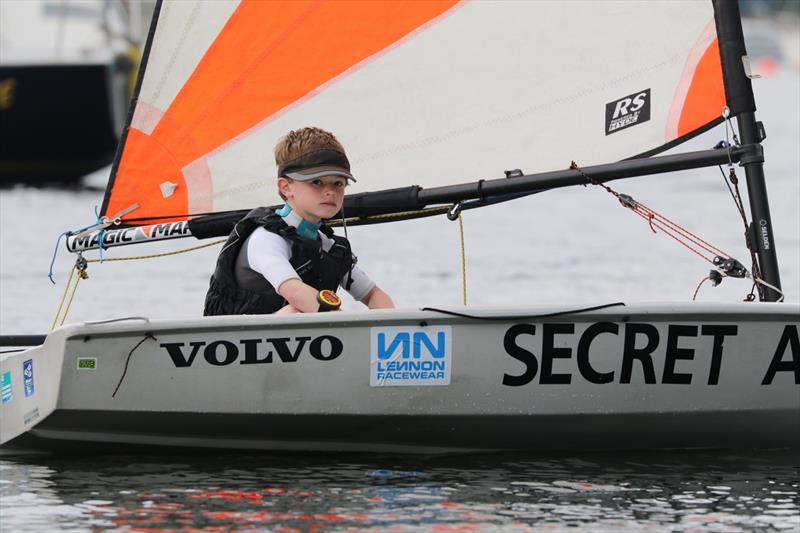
[1, 371, 12, 404]
[23, 359, 34, 397]
[370, 326, 452, 387]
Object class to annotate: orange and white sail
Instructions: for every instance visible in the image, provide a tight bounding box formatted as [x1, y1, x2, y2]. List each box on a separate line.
[102, 0, 726, 225]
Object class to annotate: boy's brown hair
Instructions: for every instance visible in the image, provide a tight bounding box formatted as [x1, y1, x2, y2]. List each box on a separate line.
[274, 127, 346, 167]
[275, 127, 348, 200]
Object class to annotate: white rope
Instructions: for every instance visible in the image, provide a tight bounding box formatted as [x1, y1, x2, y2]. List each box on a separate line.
[749, 275, 785, 302]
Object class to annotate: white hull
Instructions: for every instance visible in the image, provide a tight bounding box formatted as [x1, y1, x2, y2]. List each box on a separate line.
[2, 302, 798, 452]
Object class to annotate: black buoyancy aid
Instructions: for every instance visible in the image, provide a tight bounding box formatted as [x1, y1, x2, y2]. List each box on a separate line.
[203, 207, 354, 316]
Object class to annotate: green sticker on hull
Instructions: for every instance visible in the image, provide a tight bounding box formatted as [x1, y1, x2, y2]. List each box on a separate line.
[77, 357, 97, 370]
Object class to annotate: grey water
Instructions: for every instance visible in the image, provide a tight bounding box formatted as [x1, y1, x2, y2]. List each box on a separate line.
[2, 37, 800, 533]
[0, 450, 798, 532]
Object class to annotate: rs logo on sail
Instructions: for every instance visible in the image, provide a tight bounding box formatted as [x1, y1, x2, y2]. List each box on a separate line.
[606, 88, 651, 135]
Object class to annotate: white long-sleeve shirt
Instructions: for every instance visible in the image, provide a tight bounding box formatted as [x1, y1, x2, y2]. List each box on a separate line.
[237, 209, 375, 302]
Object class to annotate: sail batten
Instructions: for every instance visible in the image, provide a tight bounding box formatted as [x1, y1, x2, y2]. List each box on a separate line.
[102, 0, 733, 226]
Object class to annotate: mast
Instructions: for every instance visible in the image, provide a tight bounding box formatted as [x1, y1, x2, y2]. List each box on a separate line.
[713, 0, 782, 301]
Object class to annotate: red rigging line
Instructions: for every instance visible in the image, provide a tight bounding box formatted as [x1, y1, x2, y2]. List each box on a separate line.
[623, 199, 732, 262]
[570, 160, 738, 271]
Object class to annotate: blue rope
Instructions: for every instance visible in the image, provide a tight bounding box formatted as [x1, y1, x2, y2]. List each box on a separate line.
[48, 231, 71, 284]
[47, 206, 106, 284]
[94, 205, 106, 263]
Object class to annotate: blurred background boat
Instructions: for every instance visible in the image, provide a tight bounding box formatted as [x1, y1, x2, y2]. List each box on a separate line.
[0, 0, 152, 185]
[741, 0, 800, 72]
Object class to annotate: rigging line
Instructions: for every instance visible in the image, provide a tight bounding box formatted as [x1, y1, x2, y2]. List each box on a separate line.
[50, 265, 76, 331]
[751, 276, 785, 303]
[419, 302, 626, 321]
[446, 202, 468, 305]
[721, 104, 758, 299]
[112, 333, 157, 398]
[627, 211, 719, 265]
[718, 164, 762, 301]
[723, 107, 735, 167]
[53, 240, 225, 328]
[636, 204, 729, 256]
[47, 231, 70, 284]
[572, 160, 742, 267]
[626, 202, 732, 259]
[59, 264, 89, 328]
[93, 205, 106, 263]
[48, 205, 135, 282]
[628, 205, 721, 256]
[692, 275, 713, 301]
[113, 214, 211, 224]
[719, 166, 748, 226]
[721, 107, 742, 168]
[340, 202, 349, 240]
[340, 202, 355, 292]
[458, 212, 467, 305]
[617, 193, 733, 258]
[84, 239, 226, 263]
[329, 206, 451, 227]
[570, 161, 620, 197]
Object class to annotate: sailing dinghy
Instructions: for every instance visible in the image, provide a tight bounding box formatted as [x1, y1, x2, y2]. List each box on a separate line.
[1, 0, 797, 452]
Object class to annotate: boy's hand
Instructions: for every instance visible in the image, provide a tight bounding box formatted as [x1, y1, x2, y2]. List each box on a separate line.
[277, 278, 327, 313]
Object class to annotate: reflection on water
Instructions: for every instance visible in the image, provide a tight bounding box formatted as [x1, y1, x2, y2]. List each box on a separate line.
[1, 450, 798, 532]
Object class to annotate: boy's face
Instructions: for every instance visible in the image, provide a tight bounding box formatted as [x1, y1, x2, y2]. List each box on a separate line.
[278, 175, 347, 222]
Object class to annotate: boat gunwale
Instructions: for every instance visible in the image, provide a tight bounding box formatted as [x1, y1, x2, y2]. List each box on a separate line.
[51, 301, 800, 341]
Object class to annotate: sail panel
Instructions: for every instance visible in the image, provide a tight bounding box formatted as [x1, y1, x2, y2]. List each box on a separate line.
[104, 0, 727, 225]
[107, 0, 459, 222]
[675, 30, 727, 139]
[130, 0, 241, 136]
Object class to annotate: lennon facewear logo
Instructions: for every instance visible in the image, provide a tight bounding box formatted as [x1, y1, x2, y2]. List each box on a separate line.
[370, 326, 452, 387]
[605, 88, 651, 135]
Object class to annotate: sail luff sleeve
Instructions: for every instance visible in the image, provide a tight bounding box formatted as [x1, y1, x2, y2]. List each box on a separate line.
[339, 186, 424, 218]
[712, 0, 756, 115]
[100, 0, 164, 220]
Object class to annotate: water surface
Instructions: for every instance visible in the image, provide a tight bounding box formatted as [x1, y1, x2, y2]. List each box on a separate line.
[2, 449, 798, 532]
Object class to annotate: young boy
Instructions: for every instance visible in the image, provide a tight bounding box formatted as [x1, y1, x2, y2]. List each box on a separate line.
[204, 127, 394, 315]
